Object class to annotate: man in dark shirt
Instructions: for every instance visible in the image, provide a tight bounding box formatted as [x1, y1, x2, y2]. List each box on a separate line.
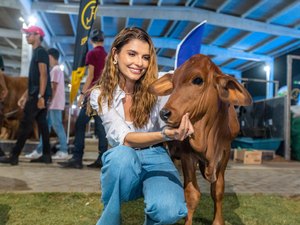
[0, 26, 52, 165]
[59, 29, 108, 169]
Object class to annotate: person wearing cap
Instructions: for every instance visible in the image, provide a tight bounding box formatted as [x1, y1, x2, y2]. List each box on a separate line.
[0, 25, 52, 165]
[25, 48, 68, 160]
[58, 28, 108, 169]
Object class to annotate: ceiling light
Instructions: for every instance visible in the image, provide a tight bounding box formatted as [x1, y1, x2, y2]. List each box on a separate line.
[28, 16, 37, 25]
[263, 65, 270, 73]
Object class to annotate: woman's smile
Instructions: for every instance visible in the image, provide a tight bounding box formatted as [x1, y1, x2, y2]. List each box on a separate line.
[128, 67, 144, 75]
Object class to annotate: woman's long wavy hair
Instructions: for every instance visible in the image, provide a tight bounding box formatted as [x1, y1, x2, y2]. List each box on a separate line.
[91, 27, 158, 128]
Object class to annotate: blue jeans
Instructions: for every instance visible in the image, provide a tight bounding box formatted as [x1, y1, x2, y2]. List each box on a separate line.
[72, 106, 107, 161]
[96, 145, 187, 225]
[37, 109, 68, 154]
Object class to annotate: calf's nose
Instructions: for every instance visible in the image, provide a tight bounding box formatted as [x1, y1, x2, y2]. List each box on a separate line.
[160, 108, 171, 122]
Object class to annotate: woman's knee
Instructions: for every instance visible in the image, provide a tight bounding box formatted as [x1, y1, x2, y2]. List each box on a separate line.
[101, 146, 142, 203]
[145, 197, 187, 224]
[102, 146, 140, 174]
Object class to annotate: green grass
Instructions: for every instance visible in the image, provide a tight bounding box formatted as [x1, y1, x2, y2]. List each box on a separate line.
[0, 193, 299, 225]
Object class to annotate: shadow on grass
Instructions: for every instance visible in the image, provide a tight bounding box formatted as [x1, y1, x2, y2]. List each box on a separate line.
[191, 192, 244, 225]
[0, 204, 11, 225]
[121, 192, 244, 225]
[224, 193, 244, 225]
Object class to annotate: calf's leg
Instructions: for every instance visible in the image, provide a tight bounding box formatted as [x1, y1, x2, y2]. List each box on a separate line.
[210, 153, 229, 225]
[181, 155, 200, 225]
[210, 170, 225, 225]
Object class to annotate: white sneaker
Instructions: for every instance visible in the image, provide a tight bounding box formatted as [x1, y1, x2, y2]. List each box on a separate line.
[25, 149, 42, 159]
[52, 151, 69, 160]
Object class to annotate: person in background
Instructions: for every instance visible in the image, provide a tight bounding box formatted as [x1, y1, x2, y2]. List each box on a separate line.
[0, 55, 8, 101]
[89, 27, 193, 225]
[58, 29, 108, 169]
[0, 56, 8, 156]
[0, 55, 4, 69]
[25, 48, 68, 160]
[0, 25, 52, 165]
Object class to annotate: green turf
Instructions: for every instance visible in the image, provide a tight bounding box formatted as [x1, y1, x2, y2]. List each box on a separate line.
[0, 193, 299, 225]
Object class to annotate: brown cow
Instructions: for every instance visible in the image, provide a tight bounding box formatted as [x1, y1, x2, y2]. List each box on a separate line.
[0, 74, 29, 139]
[0, 73, 77, 141]
[149, 54, 252, 225]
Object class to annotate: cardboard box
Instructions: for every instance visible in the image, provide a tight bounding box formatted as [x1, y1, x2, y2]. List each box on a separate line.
[234, 149, 262, 164]
[231, 149, 275, 161]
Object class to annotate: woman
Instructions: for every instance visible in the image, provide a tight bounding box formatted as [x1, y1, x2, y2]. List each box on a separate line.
[89, 27, 194, 225]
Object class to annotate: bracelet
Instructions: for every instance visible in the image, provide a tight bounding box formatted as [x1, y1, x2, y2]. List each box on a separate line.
[161, 127, 173, 141]
[80, 91, 85, 95]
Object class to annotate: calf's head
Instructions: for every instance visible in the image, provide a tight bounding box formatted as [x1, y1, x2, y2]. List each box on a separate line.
[150, 54, 251, 124]
[149, 54, 252, 146]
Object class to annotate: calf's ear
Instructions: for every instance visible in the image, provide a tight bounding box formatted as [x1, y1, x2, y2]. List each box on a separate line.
[148, 73, 174, 96]
[216, 74, 253, 106]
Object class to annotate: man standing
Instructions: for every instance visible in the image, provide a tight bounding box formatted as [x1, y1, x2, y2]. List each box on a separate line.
[59, 29, 108, 169]
[25, 48, 68, 160]
[0, 25, 52, 165]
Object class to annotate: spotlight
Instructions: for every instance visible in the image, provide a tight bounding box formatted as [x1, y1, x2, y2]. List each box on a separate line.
[19, 17, 25, 22]
[28, 16, 37, 25]
[263, 65, 270, 73]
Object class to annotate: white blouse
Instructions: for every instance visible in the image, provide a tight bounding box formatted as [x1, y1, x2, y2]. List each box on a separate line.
[90, 85, 167, 147]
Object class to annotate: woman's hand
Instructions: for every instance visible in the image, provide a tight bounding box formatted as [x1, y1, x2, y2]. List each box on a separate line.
[164, 113, 194, 141]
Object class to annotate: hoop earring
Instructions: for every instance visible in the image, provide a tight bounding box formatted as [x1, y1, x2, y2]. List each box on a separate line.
[113, 59, 117, 65]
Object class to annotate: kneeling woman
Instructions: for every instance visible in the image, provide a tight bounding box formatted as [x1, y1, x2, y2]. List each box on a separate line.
[89, 27, 194, 225]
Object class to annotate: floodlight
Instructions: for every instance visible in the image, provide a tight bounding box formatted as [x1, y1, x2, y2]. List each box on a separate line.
[264, 65, 270, 73]
[19, 17, 25, 22]
[28, 16, 37, 25]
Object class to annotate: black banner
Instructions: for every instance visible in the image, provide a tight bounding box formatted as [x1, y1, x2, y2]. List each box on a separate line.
[70, 0, 99, 103]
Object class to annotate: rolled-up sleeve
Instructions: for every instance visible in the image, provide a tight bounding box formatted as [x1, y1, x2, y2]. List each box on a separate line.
[90, 89, 100, 111]
[89, 88, 132, 147]
[100, 109, 132, 147]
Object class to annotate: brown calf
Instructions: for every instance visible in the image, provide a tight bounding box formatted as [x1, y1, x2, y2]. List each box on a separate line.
[149, 54, 252, 225]
[0, 74, 29, 139]
[0, 73, 76, 140]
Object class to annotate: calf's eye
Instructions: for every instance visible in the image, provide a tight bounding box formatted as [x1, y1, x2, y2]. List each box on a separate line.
[192, 77, 203, 85]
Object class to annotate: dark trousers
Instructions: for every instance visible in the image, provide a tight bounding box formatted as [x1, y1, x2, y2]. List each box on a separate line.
[11, 97, 50, 157]
[72, 106, 108, 162]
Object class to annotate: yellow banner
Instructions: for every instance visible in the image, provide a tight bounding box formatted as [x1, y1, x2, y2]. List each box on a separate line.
[70, 67, 86, 103]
